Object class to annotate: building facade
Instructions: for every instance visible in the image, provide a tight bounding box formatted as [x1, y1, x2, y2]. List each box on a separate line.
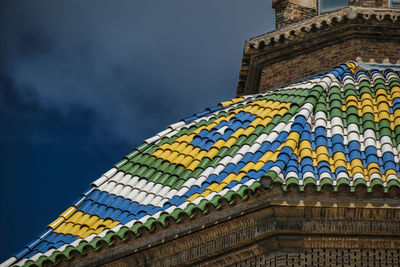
[2, 0, 400, 266]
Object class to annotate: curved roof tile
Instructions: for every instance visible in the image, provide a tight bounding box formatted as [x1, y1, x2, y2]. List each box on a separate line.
[4, 61, 400, 267]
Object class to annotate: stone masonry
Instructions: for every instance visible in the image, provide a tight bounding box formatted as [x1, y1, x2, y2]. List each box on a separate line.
[273, 0, 317, 29]
[236, 6, 400, 96]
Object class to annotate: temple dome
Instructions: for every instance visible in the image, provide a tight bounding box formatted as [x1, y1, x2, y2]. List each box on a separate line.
[4, 61, 400, 267]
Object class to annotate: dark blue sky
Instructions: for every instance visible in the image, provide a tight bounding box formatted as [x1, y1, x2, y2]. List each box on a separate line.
[0, 1, 274, 260]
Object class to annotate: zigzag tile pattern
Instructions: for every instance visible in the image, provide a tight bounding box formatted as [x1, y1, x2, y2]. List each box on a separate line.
[4, 62, 400, 267]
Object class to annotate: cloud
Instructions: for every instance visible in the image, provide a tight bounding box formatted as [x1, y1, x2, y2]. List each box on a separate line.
[0, 0, 273, 143]
[0, 1, 275, 261]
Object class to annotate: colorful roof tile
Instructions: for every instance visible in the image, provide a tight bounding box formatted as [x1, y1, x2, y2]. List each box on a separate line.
[3, 62, 400, 267]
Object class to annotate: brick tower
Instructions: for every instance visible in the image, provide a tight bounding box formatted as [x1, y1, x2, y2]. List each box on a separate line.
[237, 0, 400, 96]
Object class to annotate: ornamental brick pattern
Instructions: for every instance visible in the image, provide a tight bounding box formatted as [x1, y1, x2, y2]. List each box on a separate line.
[259, 37, 400, 92]
[234, 249, 400, 267]
[349, 0, 389, 7]
[273, 0, 317, 29]
[56, 188, 400, 267]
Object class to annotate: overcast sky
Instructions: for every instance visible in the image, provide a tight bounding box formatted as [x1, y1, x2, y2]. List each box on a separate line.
[0, 1, 274, 260]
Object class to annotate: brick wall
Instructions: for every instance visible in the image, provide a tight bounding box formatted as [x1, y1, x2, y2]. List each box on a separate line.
[259, 37, 400, 91]
[273, 0, 390, 30]
[349, 0, 389, 7]
[235, 249, 400, 267]
[275, 1, 317, 28]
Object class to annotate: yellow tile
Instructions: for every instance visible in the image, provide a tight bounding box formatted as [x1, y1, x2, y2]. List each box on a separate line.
[76, 225, 91, 238]
[180, 155, 194, 168]
[186, 193, 200, 202]
[316, 146, 329, 156]
[346, 62, 357, 69]
[223, 173, 237, 184]
[243, 126, 256, 136]
[376, 89, 387, 98]
[166, 151, 180, 162]
[193, 150, 208, 161]
[153, 149, 164, 158]
[56, 222, 75, 235]
[367, 168, 380, 178]
[76, 213, 92, 225]
[215, 183, 228, 192]
[174, 154, 186, 165]
[205, 147, 219, 160]
[250, 117, 263, 127]
[68, 211, 84, 223]
[350, 159, 363, 173]
[258, 151, 279, 164]
[86, 215, 100, 227]
[224, 137, 237, 148]
[299, 140, 312, 151]
[231, 172, 246, 182]
[201, 189, 213, 197]
[334, 159, 347, 170]
[361, 92, 373, 101]
[188, 147, 201, 158]
[240, 162, 256, 174]
[181, 133, 196, 144]
[253, 161, 266, 170]
[60, 206, 77, 220]
[95, 225, 107, 234]
[208, 183, 218, 191]
[391, 87, 400, 99]
[160, 149, 172, 159]
[286, 139, 298, 151]
[187, 159, 201, 171]
[300, 148, 313, 159]
[378, 110, 390, 121]
[84, 229, 95, 237]
[69, 224, 82, 236]
[278, 107, 289, 116]
[377, 101, 389, 111]
[367, 162, 380, 171]
[104, 219, 117, 228]
[366, 163, 381, 180]
[261, 117, 273, 126]
[169, 141, 180, 151]
[394, 116, 400, 128]
[211, 139, 226, 150]
[361, 104, 374, 115]
[333, 152, 346, 162]
[385, 169, 397, 177]
[176, 142, 189, 153]
[157, 143, 170, 152]
[220, 100, 233, 107]
[287, 131, 300, 142]
[346, 94, 358, 103]
[48, 217, 64, 229]
[230, 128, 245, 139]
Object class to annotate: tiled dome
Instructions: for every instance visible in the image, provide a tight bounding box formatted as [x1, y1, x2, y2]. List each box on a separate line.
[4, 62, 400, 267]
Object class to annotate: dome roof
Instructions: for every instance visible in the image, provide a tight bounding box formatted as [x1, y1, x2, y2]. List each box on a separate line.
[4, 62, 400, 267]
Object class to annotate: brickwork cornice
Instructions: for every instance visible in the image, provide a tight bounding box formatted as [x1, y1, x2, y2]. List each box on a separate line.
[53, 185, 400, 266]
[248, 6, 400, 50]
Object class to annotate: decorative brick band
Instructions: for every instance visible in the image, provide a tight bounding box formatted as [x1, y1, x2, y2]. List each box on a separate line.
[55, 188, 400, 267]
